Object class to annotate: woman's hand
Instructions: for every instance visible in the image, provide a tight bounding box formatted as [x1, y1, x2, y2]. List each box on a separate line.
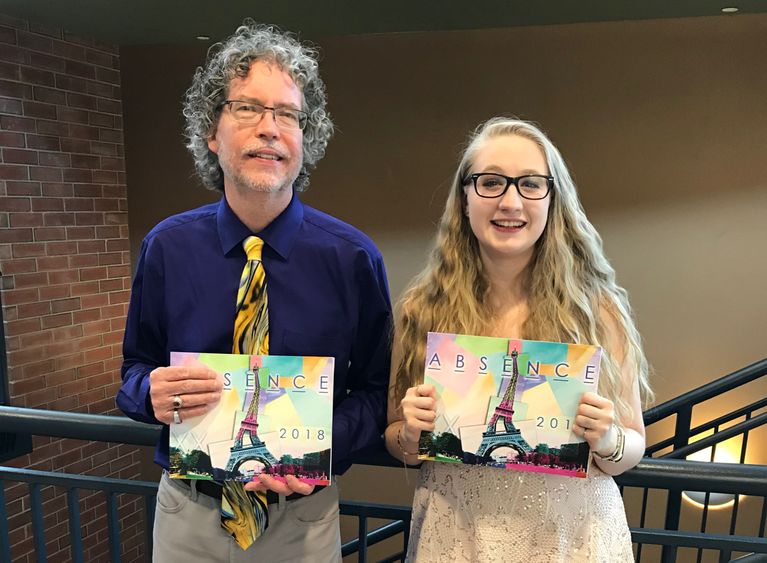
[400, 384, 437, 444]
[573, 391, 619, 456]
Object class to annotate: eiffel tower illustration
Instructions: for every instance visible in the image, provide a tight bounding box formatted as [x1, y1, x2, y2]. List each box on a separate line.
[476, 349, 533, 459]
[225, 365, 278, 474]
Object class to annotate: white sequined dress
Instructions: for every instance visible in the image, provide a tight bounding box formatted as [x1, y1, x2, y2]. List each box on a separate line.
[406, 461, 634, 562]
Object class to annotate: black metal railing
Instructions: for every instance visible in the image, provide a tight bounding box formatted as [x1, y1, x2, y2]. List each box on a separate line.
[0, 284, 32, 464]
[640, 358, 767, 563]
[645, 358, 767, 457]
[2, 388, 767, 562]
[340, 500, 410, 563]
[0, 406, 410, 563]
[615, 458, 767, 561]
[0, 466, 157, 563]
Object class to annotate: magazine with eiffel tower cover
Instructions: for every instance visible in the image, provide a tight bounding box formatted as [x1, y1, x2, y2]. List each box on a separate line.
[418, 332, 601, 478]
[168, 352, 334, 485]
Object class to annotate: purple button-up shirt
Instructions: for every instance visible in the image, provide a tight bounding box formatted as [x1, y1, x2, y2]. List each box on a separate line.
[117, 194, 392, 474]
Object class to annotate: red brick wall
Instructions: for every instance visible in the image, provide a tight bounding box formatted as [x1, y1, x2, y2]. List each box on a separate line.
[0, 14, 146, 563]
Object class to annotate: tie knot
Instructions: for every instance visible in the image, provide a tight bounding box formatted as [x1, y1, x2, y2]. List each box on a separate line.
[243, 236, 264, 261]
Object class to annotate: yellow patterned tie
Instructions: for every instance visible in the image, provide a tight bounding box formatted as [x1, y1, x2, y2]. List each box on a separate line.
[233, 236, 270, 356]
[221, 236, 270, 549]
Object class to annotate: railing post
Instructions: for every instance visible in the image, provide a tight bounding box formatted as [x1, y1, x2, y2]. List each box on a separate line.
[29, 483, 46, 563]
[358, 512, 368, 563]
[403, 512, 410, 557]
[107, 492, 121, 563]
[0, 483, 11, 563]
[661, 405, 693, 563]
[67, 487, 84, 563]
[146, 494, 156, 560]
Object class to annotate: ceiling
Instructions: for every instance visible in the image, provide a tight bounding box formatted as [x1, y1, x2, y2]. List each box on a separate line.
[2, 0, 765, 46]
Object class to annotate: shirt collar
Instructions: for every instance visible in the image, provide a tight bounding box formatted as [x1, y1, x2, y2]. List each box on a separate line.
[216, 192, 304, 260]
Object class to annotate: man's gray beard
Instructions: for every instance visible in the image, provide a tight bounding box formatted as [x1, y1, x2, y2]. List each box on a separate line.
[229, 170, 294, 193]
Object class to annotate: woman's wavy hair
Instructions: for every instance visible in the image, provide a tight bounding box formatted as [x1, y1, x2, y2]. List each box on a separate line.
[393, 117, 653, 424]
[183, 20, 334, 192]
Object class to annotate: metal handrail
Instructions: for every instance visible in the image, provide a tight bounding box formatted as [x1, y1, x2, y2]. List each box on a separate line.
[659, 413, 767, 460]
[629, 529, 767, 553]
[0, 465, 158, 495]
[3, 456, 764, 499]
[0, 405, 160, 446]
[4, 358, 764, 454]
[3, 406, 767, 481]
[643, 358, 767, 425]
[613, 458, 767, 495]
[647, 396, 767, 455]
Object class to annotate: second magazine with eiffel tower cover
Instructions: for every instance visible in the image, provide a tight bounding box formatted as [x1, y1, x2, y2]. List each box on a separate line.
[168, 352, 334, 485]
[418, 332, 601, 478]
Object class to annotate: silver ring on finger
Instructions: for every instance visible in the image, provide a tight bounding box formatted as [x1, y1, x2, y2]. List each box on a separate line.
[172, 395, 184, 409]
[172, 409, 182, 424]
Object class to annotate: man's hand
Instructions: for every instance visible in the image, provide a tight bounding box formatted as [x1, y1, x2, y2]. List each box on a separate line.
[243, 474, 315, 496]
[149, 365, 223, 425]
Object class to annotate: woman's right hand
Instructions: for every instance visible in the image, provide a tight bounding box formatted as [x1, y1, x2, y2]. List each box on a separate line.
[400, 384, 438, 443]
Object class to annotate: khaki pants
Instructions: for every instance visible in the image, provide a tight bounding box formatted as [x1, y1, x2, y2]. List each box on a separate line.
[153, 472, 342, 562]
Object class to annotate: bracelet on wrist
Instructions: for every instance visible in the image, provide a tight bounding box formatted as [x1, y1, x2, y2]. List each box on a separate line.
[397, 426, 420, 457]
[594, 424, 625, 463]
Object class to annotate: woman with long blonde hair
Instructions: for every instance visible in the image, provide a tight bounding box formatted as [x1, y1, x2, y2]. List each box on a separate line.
[385, 117, 652, 562]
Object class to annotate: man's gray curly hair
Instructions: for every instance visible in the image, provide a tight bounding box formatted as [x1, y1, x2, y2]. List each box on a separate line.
[183, 20, 334, 192]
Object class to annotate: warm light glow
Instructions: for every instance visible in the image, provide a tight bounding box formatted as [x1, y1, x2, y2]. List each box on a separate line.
[686, 446, 739, 464]
[683, 491, 735, 510]
[721, 7, 739, 13]
[682, 446, 741, 509]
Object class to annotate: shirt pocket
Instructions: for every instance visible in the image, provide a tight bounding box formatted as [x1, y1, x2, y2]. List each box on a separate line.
[280, 329, 347, 362]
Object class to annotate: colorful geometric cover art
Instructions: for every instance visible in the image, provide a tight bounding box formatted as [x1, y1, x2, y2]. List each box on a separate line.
[418, 332, 601, 478]
[169, 352, 334, 486]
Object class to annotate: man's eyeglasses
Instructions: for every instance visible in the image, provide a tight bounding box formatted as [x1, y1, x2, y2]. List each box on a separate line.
[466, 172, 553, 200]
[219, 100, 309, 130]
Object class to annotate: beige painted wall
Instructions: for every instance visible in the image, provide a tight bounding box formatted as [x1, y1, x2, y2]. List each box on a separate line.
[121, 14, 767, 558]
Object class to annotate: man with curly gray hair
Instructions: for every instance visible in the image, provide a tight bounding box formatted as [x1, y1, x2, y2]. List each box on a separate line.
[183, 20, 333, 194]
[118, 21, 392, 562]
